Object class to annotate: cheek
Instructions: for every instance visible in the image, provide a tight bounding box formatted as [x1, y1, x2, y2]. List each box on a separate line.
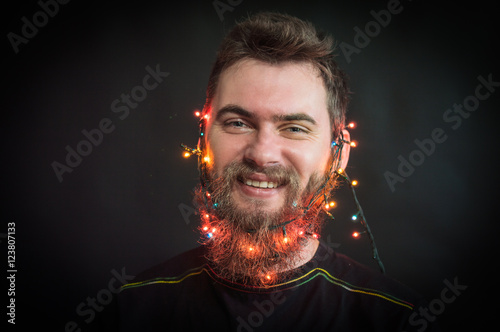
[205, 134, 241, 175]
[288, 142, 331, 185]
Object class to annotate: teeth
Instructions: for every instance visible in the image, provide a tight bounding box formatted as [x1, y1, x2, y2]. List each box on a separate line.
[244, 179, 278, 189]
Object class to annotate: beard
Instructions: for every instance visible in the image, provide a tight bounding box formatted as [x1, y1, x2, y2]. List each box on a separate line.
[193, 160, 335, 287]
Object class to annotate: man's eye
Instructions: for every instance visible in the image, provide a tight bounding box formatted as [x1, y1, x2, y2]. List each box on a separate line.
[229, 121, 245, 127]
[280, 125, 312, 139]
[222, 120, 250, 132]
[287, 127, 303, 133]
[284, 126, 308, 134]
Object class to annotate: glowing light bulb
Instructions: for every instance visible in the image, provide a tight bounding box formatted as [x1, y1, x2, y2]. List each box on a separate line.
[207, 232, 213, 238]
[203, 156, 211, 163]
[352, 232, 365, 239]
[337, 168, 344, 174]
[203, 226, 209, 231]
[312, 233, 319, 239]
[194, 110, 201, 117]
[347, 122, 356, 129]
[350, 141, 357, 148]
[324, 201, 336, 209]
[351, 180, 358, 186]
[266, 275, 271, 280]
[351, 215, 358, 221]
[183, 152, 191, 158]
[299, 231, 304, 236]
[283, 237, 288, 244]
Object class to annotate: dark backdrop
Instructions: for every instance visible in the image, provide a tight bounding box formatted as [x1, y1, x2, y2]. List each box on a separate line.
[3, 0, 498, 330]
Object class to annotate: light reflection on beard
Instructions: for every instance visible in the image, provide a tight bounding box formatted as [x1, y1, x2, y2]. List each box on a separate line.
[193, 160, 330, 287]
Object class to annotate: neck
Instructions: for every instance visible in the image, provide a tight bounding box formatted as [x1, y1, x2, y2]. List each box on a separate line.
[285, 237, 319, 271]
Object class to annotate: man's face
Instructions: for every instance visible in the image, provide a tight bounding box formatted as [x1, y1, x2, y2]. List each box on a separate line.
[204, 59, 333, 216]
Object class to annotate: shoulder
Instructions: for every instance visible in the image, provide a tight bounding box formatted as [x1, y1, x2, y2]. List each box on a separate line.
[121, 245, 208, 289]
[304, 241, 441, 331]
[311, 241, 423, 309]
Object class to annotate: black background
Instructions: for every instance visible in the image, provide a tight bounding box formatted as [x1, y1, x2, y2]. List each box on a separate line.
[3, 0, 499, 330]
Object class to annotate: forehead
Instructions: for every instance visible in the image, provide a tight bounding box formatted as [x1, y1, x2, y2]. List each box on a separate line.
[211, 59, 329, 122]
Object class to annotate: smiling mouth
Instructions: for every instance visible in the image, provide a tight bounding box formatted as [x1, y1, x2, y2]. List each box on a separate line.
[236, 174, 284, 189]
[243, 178, 279, 189]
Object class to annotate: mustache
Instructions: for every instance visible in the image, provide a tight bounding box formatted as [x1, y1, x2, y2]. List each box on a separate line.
[225, 161, 299, 187]
[207, 161, 301, 200]
[206, 160, 329, 210]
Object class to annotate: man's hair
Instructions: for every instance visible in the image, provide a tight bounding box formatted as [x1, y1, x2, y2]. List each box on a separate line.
[204, 12, 350, 138]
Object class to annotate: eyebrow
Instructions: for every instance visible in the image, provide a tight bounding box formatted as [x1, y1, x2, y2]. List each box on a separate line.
[272, 113, 317, 125]
[215, 104, 253, 121]
[215, 104, 317, 125]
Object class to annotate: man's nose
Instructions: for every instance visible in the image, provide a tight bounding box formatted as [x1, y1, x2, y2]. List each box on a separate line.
[243, 128, 282, 168]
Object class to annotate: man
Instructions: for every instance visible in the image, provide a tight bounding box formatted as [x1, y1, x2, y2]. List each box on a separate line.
[106, 12, 439, 331]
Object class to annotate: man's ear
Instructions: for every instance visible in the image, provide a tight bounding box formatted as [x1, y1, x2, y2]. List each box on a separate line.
[339, 129, 350, 170]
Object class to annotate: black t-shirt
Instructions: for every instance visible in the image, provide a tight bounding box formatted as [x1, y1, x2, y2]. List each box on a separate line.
[101, 241, 439, 331]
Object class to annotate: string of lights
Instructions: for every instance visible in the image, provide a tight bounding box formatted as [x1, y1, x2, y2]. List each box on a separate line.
[180, 110, 386, 275]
